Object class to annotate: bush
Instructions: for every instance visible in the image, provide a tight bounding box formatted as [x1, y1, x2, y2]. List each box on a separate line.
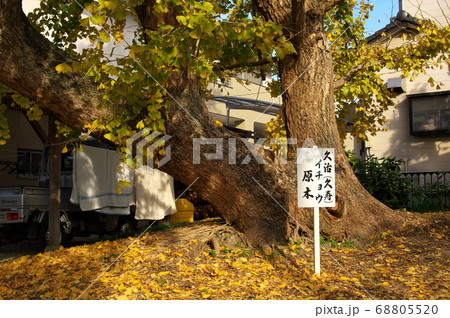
[347, 153, 412, 209]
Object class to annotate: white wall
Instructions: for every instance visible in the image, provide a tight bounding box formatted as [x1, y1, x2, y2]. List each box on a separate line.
[207, 75, 280, 136]
[346, 0, 450, 172]
[347, 63, 450, 172]
[403, 0, 450, 26]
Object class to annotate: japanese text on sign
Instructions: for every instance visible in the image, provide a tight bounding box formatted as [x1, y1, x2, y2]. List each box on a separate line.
[297, 148, 335, 207]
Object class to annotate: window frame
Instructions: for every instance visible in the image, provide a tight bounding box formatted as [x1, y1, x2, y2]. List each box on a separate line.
[408, 91, 450, 137]
[17, 148, 42, 179]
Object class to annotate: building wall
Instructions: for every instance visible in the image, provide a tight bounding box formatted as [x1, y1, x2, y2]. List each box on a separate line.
[345, 0, 450, 172]
[0, 110, 48, 186]
[207, 73, 279, 138]
[345, 63, 450, 173]
[403, 0, 449, 26]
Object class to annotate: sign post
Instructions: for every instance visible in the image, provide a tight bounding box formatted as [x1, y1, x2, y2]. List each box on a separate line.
[313, 206, 320, 275]
[297, 146, 335, 275]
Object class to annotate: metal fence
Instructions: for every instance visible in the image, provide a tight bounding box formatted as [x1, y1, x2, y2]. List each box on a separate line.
[401, 171, 450, 211]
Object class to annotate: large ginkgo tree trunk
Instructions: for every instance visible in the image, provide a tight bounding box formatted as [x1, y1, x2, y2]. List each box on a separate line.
[0, 0, 405, 246]
[254, 0, 404, 240]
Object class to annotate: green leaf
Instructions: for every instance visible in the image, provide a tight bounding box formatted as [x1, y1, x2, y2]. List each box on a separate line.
[11, 94, 31, 108]
[189, 28, 203, 39]
[99, 30, 111, 43]
[201, 21, 216, 34]
[176, 16, 187, 26]
[90, 14, 107, 26]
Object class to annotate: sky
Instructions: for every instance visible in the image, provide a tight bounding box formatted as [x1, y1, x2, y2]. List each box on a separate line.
[364, 0, 401, 34]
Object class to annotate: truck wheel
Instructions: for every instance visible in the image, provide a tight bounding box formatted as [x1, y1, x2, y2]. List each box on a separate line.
[41, 224, 66, 247]
[117, 219, 135, 234]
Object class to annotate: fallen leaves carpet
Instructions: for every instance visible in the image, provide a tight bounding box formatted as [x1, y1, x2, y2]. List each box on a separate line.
[0, 212, 448, 300]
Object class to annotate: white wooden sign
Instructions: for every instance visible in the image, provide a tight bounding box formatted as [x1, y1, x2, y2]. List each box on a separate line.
[297, 146, 336, 276]
[297, 147, 335, 208]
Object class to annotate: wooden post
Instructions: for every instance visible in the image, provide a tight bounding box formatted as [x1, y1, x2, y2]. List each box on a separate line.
[313, 206, 320, 275]
[46, 115, 61, 252]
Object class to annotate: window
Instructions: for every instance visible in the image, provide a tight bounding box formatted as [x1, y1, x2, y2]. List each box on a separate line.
[61, 153, 73, 172]
[409, 92, 450, 136]
[17, 149, 42, 179]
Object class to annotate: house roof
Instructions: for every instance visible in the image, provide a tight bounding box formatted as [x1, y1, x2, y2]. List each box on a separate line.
[210, 96, 281, 116]
[366, 10, 421, 44]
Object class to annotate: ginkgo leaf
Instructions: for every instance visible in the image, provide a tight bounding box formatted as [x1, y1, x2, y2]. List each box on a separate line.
[55, 63, 72, 74]
[118, 180, 131, 188]
[0, 211, 447, 300]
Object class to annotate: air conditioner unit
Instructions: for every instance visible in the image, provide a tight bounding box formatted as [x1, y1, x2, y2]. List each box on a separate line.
[387, 77, 404, 93]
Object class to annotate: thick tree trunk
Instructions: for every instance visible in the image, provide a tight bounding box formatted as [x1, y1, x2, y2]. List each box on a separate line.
[254, 0, 405, 239]
[0, 1, 108, 129]
[0, 0, 405, 246]
[0, 0, 291, 246]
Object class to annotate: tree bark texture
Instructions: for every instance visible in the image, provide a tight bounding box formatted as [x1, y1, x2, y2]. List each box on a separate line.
[254, 0, 405, 239]
[0, 0, 406, 246]
[0, 0, 107, 129]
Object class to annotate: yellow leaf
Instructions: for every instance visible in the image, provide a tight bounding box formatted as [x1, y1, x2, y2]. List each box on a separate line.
[80, 17, 90, 28]
[116, 295, 129, 300]
[104, 133, 115, 141]
[55, 63, 72, 74]
[61, 146, 68, 153]
[158, 271, 170, 276]
[116, 186, 123, 194]
[103, 0, 118, 10]
[136, 120, 145, 130]
[119, 180, 131, 188]
[202, 293, 211, 299]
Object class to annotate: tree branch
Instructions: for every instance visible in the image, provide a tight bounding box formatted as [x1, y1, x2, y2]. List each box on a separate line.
[318, 0, 344, 15]
[217, 58, 275, 71]
[0, 0, 108, 130]
[333, 63, 366, 91]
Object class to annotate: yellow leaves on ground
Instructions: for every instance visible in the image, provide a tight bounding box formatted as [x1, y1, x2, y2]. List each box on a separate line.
[0, 213, 448, 300]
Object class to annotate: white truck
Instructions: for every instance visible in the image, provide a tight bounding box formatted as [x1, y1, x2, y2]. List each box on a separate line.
[0, 144, 148, 246]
